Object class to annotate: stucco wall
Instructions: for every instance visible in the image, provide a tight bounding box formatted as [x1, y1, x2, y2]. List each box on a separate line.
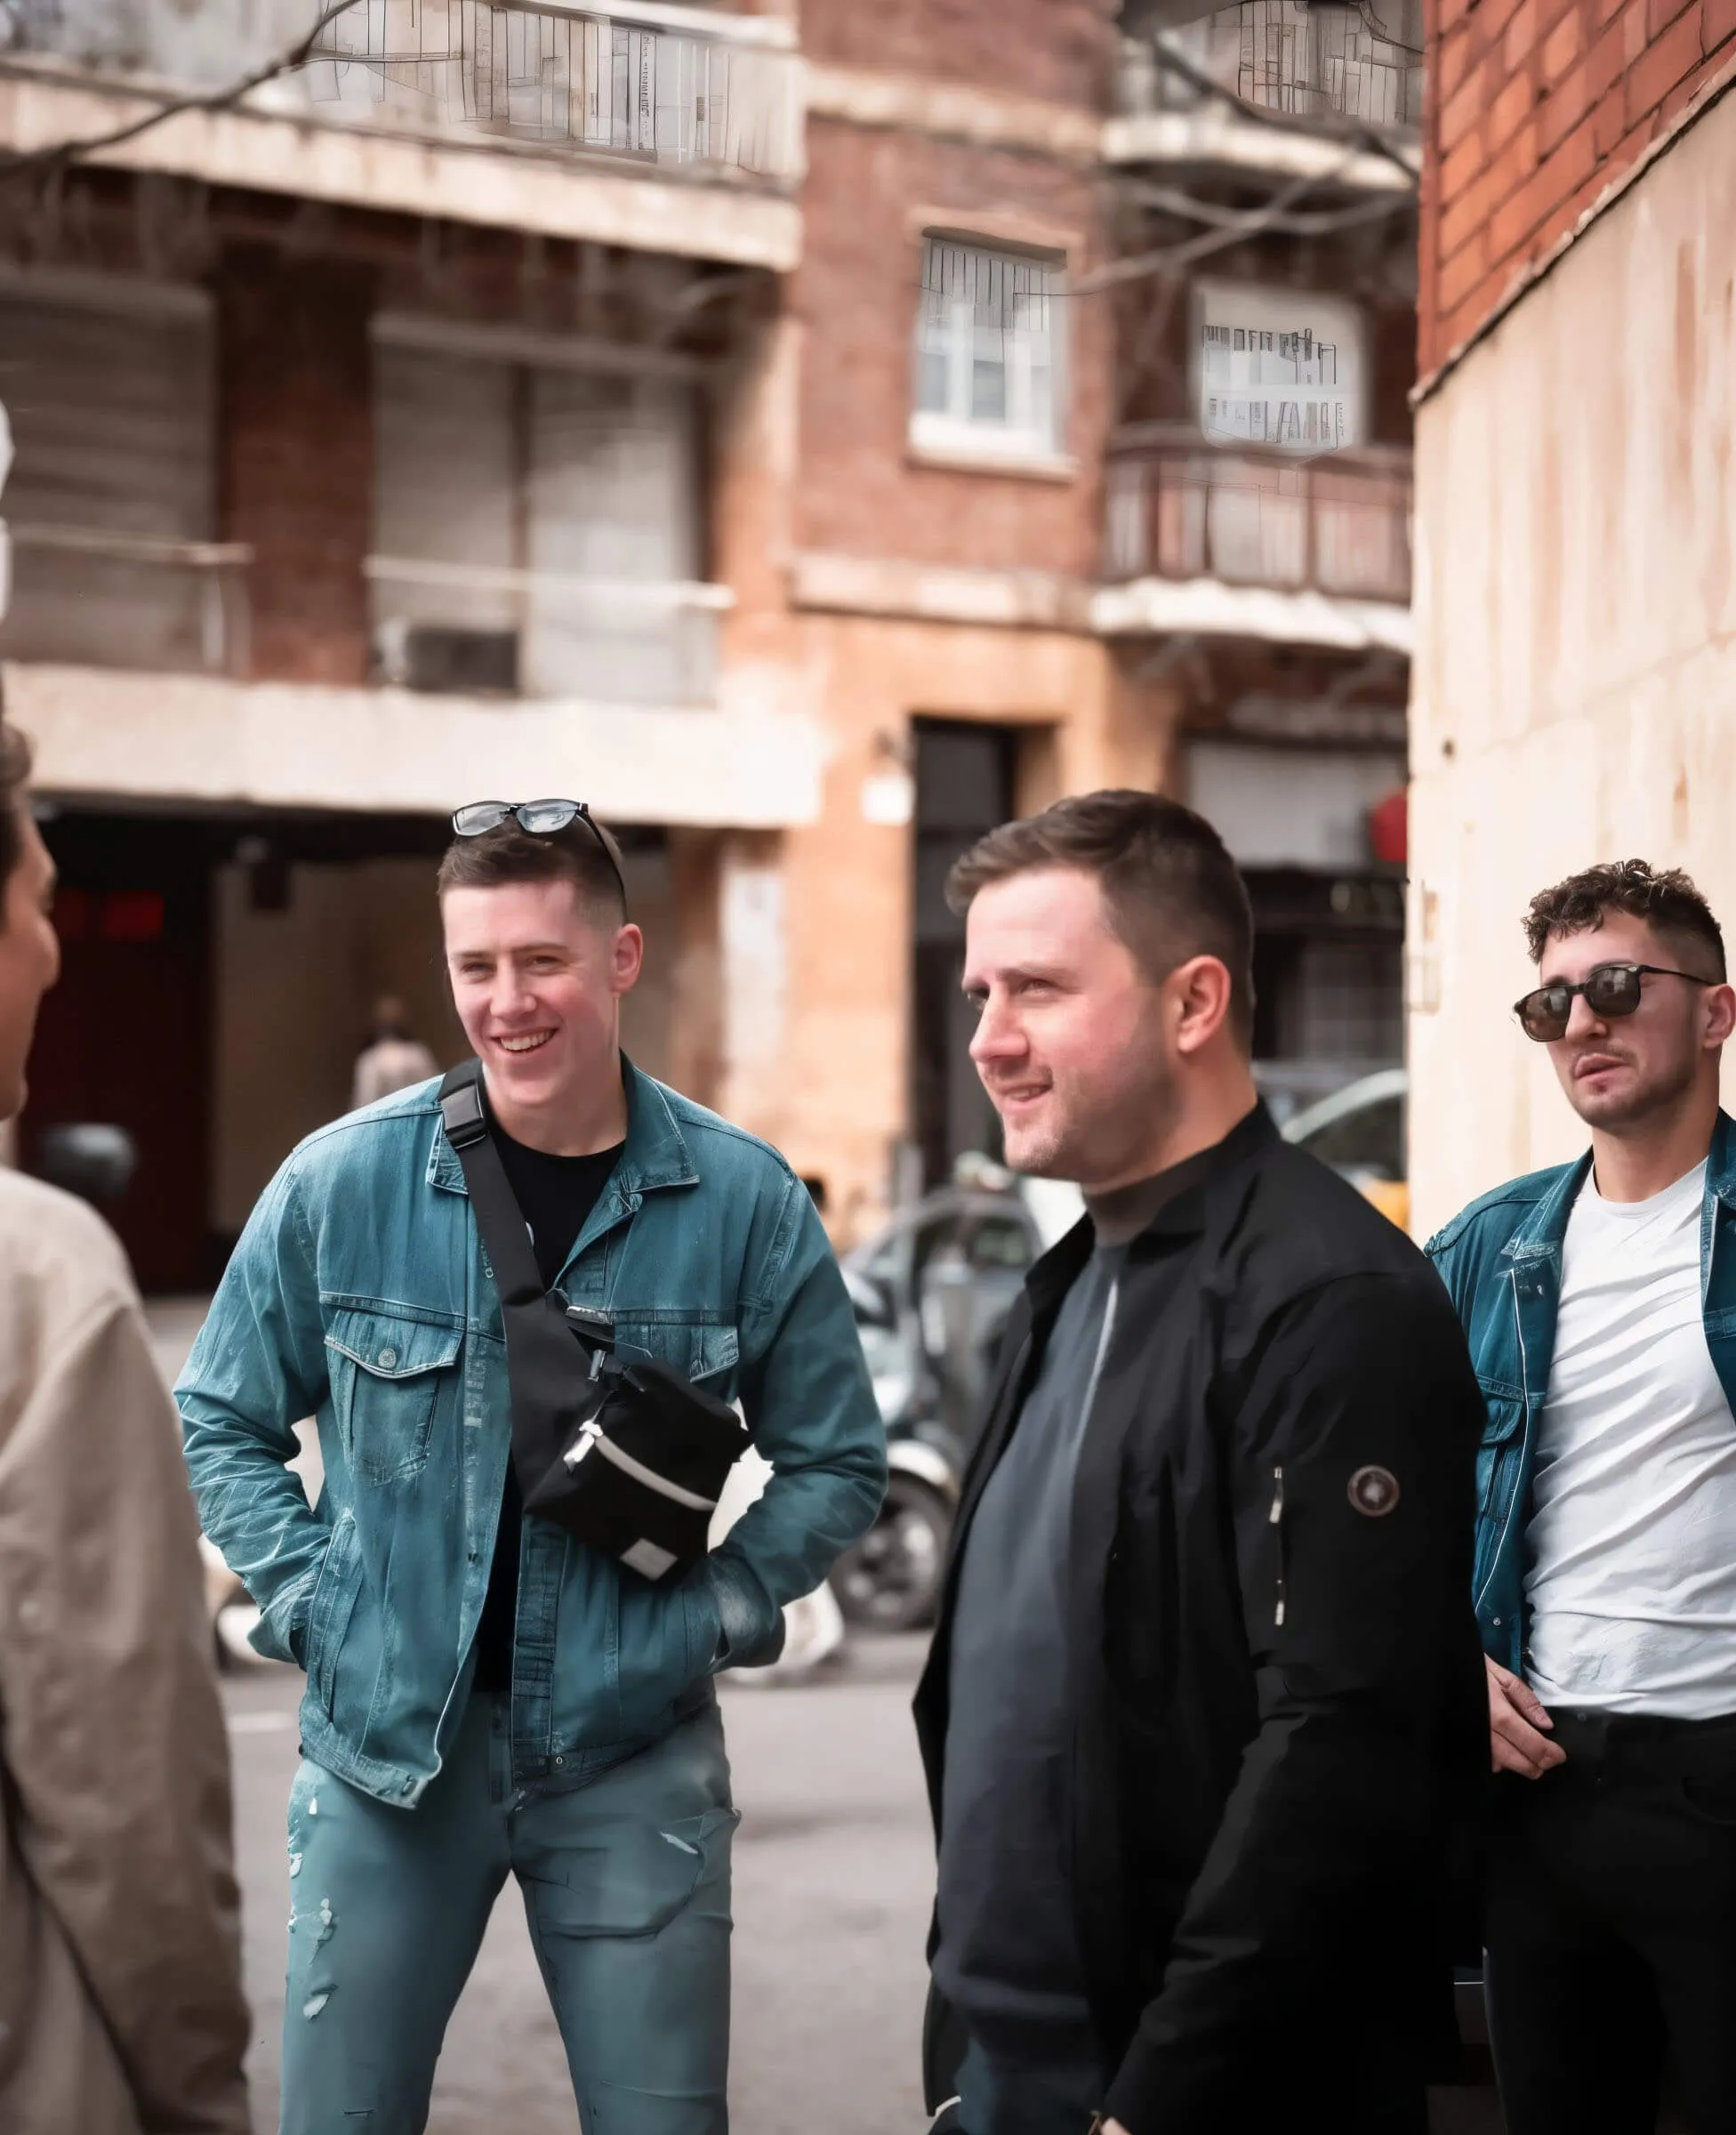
[1408, 89, 1736, 1239]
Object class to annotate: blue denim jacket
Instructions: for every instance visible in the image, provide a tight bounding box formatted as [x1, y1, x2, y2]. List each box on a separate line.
[1425, 1108, 1736, 1674]
[179, 1063, 887, 1808]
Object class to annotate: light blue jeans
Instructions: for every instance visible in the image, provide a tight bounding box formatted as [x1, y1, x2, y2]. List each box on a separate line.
[279, 1693, 736, 2135]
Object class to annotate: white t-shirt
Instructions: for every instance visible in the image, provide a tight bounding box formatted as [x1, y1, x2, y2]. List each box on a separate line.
[1524, 1159, 1736, 1718]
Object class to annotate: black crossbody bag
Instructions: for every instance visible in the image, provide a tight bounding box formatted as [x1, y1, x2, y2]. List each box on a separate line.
[438, 1059, 747, 1582]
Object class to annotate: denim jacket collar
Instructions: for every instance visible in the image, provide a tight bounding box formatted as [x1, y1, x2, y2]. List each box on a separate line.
[424, 1055, 698, 1201]
[1498, 1109, 1736, 1266]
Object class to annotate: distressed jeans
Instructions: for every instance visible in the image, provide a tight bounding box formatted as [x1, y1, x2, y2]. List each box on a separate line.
[279, 1692, 737, 2135]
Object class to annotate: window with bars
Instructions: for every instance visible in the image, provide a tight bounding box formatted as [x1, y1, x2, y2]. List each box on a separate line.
[912, 238, 1065, 462]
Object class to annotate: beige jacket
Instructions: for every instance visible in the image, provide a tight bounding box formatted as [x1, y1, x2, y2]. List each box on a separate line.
[0, 1171, 250, 2134]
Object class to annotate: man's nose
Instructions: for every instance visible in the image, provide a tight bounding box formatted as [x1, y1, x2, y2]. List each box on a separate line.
[1563, 987, 1609, 1042]
[969, 998, 1023, 1065]
[490, 968, 534, 1019]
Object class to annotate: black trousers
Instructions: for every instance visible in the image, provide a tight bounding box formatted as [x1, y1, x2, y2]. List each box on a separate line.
[1483, 1708, 1736, 2135]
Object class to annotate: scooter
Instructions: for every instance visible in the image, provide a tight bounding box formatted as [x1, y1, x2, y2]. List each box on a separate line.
[828, 1265, 962, 1634]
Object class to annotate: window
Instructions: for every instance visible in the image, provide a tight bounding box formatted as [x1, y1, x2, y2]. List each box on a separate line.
[370, 326, 708, 705]
[912, 238, 1065, 463]
[1194, 280, 1365, 454]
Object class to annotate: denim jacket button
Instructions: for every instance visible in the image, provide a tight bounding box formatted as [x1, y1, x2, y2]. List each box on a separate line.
[378, 1346, 398, 1368]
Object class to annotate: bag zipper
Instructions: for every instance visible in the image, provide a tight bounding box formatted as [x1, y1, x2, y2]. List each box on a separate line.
[1270, 1463, 1286, 1627]
[562, 1421, 719, 1511]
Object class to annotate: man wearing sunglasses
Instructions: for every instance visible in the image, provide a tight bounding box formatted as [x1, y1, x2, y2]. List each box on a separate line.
[179, 799, 886, 2134]
[1427, 860, 1736, 2135]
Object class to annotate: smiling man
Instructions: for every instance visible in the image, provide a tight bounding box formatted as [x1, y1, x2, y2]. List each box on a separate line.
[1427, 861, 1736, 2135]
[913, 790, 1485, 2135]
[179, 800, 883, 2135]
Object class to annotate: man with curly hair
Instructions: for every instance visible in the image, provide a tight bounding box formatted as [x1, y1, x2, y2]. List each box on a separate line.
[1427, 860, 1736, 2135]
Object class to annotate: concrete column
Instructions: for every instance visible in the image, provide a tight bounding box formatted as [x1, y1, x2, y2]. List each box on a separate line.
[665, 827, 724, 1110]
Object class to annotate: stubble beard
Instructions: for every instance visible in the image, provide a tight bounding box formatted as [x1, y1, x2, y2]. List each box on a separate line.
[999, 1050, 1181, 1186]
[1567, 1047, 1697, 1134]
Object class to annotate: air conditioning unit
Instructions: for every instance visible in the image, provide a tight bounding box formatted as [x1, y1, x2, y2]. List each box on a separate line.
[375, 617, 519, 696]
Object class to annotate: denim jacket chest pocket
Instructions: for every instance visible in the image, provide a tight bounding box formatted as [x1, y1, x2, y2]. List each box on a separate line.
[325, 1306, 464, 1485]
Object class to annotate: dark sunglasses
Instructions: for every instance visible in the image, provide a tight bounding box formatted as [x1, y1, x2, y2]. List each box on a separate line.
[450, 799, 628, 912]
[1514, 962, 1715, 1042]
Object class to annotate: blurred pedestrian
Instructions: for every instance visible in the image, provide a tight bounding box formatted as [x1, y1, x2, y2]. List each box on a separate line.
[180, 796, 884, 2135]
[351, 993, 438, 1108]
[0, 715, 249, 2135]
[1428, 861, 1736, 2135]
[914, 790, 1486, 2135]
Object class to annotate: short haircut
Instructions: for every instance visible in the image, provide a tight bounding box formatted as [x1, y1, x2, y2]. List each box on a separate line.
[0, 705, 33, 908]
[945, 788, 1256, 1045]
[1524, 859, 1726, 979]
[436, 814, 627, 924]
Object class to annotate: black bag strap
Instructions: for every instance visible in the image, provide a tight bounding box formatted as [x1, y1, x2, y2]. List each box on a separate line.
[438, 1058, 584, 1497]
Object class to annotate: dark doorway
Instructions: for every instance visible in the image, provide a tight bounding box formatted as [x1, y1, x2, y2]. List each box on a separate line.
[25, 813, 216, 1293]
[910, 721, 1017, 1188]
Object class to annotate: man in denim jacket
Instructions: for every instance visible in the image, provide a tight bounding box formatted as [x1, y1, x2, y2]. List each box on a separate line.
[1427, 860, 1736, 2135]
[180, 802, 886, 2135]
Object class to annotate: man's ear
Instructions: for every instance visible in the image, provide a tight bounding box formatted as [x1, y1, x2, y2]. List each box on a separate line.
[612, 922, 645, 996]
[1702, 980, 1736, 1050]
[1169, 954, 1234, 1058]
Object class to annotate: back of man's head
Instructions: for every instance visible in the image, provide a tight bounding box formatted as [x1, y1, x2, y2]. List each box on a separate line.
[946, 787, 1256, 1049]
[0, 712, 31, 909]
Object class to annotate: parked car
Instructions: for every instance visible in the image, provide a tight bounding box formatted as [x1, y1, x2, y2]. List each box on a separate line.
[1280, 1065, 1408, 1230]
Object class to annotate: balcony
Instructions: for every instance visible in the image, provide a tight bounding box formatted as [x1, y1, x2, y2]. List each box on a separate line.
[1097, 432, 1411, 649]
[1122, 2, 1422, 134]
[0, 526, 253, 674]
[366, 555, 727, 707]
[3, 0, 801, 181]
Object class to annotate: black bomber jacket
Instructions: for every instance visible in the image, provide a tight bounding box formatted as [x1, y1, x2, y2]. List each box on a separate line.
[913, 1103, 1488, 2131]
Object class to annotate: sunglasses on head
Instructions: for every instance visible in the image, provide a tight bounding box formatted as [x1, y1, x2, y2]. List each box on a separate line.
[1513, 961, 1715, 1043]
[450, 799, 628, 912]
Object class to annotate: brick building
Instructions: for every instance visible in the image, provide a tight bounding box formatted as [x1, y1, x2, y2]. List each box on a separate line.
[1410, 0, 1736, 1233]
[0, 0, 1424, 1285]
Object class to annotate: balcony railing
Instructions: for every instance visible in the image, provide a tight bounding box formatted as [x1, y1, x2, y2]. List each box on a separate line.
[1104, 434, 1411, 605]
[366, 554, 729, 706]
[1121, 2, 1423, 136]
[0, 525, 252, 674]
[4, 0, 802, 184]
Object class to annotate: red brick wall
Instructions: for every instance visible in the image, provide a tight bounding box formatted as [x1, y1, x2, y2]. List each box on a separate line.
[795, 119, 1111, 576]
[1421, 0, 1736, 375]
[800, 0, 1115, 107]
[217, 246, 374, 686]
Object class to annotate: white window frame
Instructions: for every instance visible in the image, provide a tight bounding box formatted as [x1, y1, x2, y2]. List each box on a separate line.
[910, 236, 1068, 469]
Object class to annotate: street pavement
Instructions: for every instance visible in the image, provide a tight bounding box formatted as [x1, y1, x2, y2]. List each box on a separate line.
[223, 1637, 935, 2135]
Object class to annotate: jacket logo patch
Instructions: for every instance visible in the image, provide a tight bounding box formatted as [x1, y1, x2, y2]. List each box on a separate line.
[1348, 1464, 1401, 1517]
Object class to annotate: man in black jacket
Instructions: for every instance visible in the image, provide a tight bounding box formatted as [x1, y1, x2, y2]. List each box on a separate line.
[914, 790, 1487, 2135]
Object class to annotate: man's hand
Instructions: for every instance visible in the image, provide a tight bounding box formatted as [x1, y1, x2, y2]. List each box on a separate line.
[1487, 1655, 1565, 1777]
[1101, 2122, 1130, 2134]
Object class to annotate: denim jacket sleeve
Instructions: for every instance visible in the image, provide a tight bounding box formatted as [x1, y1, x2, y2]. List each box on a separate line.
[702, 1176, 888, 1663]
[176, 1156, 334, 1665]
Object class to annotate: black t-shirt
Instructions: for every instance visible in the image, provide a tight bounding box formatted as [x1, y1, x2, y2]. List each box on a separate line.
[470, 1126, 623, 1694]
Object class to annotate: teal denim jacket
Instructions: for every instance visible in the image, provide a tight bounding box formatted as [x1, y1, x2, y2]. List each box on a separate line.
[179, 1063, 887, 1808]
[1425, 1108, 1736, 1675]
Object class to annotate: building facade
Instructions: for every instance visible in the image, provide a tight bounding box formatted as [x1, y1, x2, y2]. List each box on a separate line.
[1410, 0, 1736, 1236]
[0, 0, 1423, 1286]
